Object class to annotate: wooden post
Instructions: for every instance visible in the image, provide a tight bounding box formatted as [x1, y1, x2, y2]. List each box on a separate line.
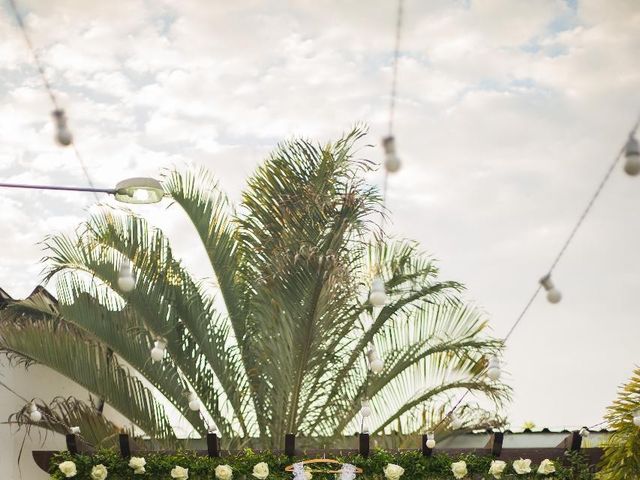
[65, 434, 78, 454]
[491, 431, 504, 457]
[118, 433, 131, 458]
[359, 433, 370, 457]
[285, 433, 296, 457]
[207, 432, 220, 457]
[569, 431, 582, 451]
[421, 434, 432, 457]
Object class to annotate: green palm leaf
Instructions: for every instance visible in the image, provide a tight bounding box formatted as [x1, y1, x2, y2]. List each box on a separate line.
[1, 127, 510, 448]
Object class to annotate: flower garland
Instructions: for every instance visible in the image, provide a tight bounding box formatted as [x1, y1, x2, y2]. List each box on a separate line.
[50, 449, 594, 479]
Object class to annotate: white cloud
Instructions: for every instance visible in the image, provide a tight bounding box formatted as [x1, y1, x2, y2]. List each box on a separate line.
[0, 0, 639, 439]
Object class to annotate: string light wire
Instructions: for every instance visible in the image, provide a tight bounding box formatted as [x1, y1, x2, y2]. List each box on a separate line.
[440, 113, 640, 432]
[362, 0, 406, 425]
[7, 0, 99, 199]
[387, 0, 404, 136]
[504, 112, 640, 342]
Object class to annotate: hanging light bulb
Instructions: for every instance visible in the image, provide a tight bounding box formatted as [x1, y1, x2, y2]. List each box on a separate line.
[623, 134, 640, 176]
[28, 402, 42, 422]
[360, 399, 372, 418]
[579, 427, 590, 437]
[367, 346, 384, 374]
[150, 340, 166, 363]
[51, 109, 73, 146]
[633, 409, 640, 427]
[450, 415, 462, 430]
[425, 431, 436, 449]
[369, 276, 387, 307]
[382, 136, 401, 173]
[539, 274, 562, 304]
[487, 355, 501, 381]
[117, 260, 136, 292]
[188, 392, 201, 411]
[69, 426, 81, 434]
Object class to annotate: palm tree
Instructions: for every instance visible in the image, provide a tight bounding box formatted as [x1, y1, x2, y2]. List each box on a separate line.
[0, 128, 509, 448]
[598, 367, 640, 479]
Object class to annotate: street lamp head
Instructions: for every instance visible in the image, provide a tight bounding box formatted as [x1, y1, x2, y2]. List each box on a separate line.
[114, 177, 164, 204]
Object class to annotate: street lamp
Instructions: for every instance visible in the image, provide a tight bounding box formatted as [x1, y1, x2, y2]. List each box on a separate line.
[0, 177, 165, 204]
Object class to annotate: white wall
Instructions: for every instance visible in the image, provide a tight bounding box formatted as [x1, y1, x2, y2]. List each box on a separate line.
[0, 361, 84, 480]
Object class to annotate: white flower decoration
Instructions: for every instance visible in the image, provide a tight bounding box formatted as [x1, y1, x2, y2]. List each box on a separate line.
[128, 457, 146, 475]
[91, 464, 108, 480]
[303, 466, 313, 480]
[58, 461, 77, 478]
[513, 458, 532, 475]
[537, 459, 556, 475]
[451, 460, 468, 479]
[488, 460, 507, 479]
[252, 461, 269, 479]
[215, 464, 233, 480]
[383, 463, 405, 480]
[171, 465, 189, 479]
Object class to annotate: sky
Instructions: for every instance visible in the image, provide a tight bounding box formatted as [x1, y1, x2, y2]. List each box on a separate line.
[0, 0, 639, 432]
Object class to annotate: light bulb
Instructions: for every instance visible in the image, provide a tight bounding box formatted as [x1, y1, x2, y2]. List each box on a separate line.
[70, 426, 80, 434]
[369, 290, 386, 307]
[426, 431, 436, 449]
[369, 276, 386, 307]
[360, 399, 372, 418]
[539, 274, 561, 304]
[150, 340, 166, 363]
[367, 347, 384, 374]
[487, 356, 501, 381]
[188, 392, 200, 411]
[28, 403, 42, 422]
[487, 367, 500, 380]
[624, 135, 640, 176]
[382, 136, 401, 173]
[385, 153, 401, 173]
[450, 416, 462, 430]
[370, 357, 384, 373]
[633, 410, 640, 427]
[117, 261, 136, 292]
[579, 427, 589, 437]
[546, 288, 562, 304]
[133, 189, 151, 202]
[51, 109, 73, 147]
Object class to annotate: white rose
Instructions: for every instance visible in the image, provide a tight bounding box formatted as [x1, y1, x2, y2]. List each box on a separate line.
[171, 465, 189, 479]
[128, 456, 146, 474]
[488, 460, 507, 479]
[383, 463, 405, 480]
[537, 459, 556, 475]
[513, 458, 532, 475]
[451, 460, 468, 479]
[91, 464, 108, 480]
[58, 461, 77, 478]
[252, 462, 269, 479]
[215, 464, 233, 480]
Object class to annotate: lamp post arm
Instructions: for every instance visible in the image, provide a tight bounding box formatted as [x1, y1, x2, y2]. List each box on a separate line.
[0, 182, 116, 195]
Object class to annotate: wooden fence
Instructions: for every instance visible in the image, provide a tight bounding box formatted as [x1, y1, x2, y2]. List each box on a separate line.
[33, 431, 603, 473]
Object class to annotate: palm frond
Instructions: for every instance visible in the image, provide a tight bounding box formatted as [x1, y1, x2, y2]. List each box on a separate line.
[0, 307, 174, 440]
[1, 127, 510, 448]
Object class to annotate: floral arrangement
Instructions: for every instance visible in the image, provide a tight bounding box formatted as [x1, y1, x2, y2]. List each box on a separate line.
[50, 449, 595, 479]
